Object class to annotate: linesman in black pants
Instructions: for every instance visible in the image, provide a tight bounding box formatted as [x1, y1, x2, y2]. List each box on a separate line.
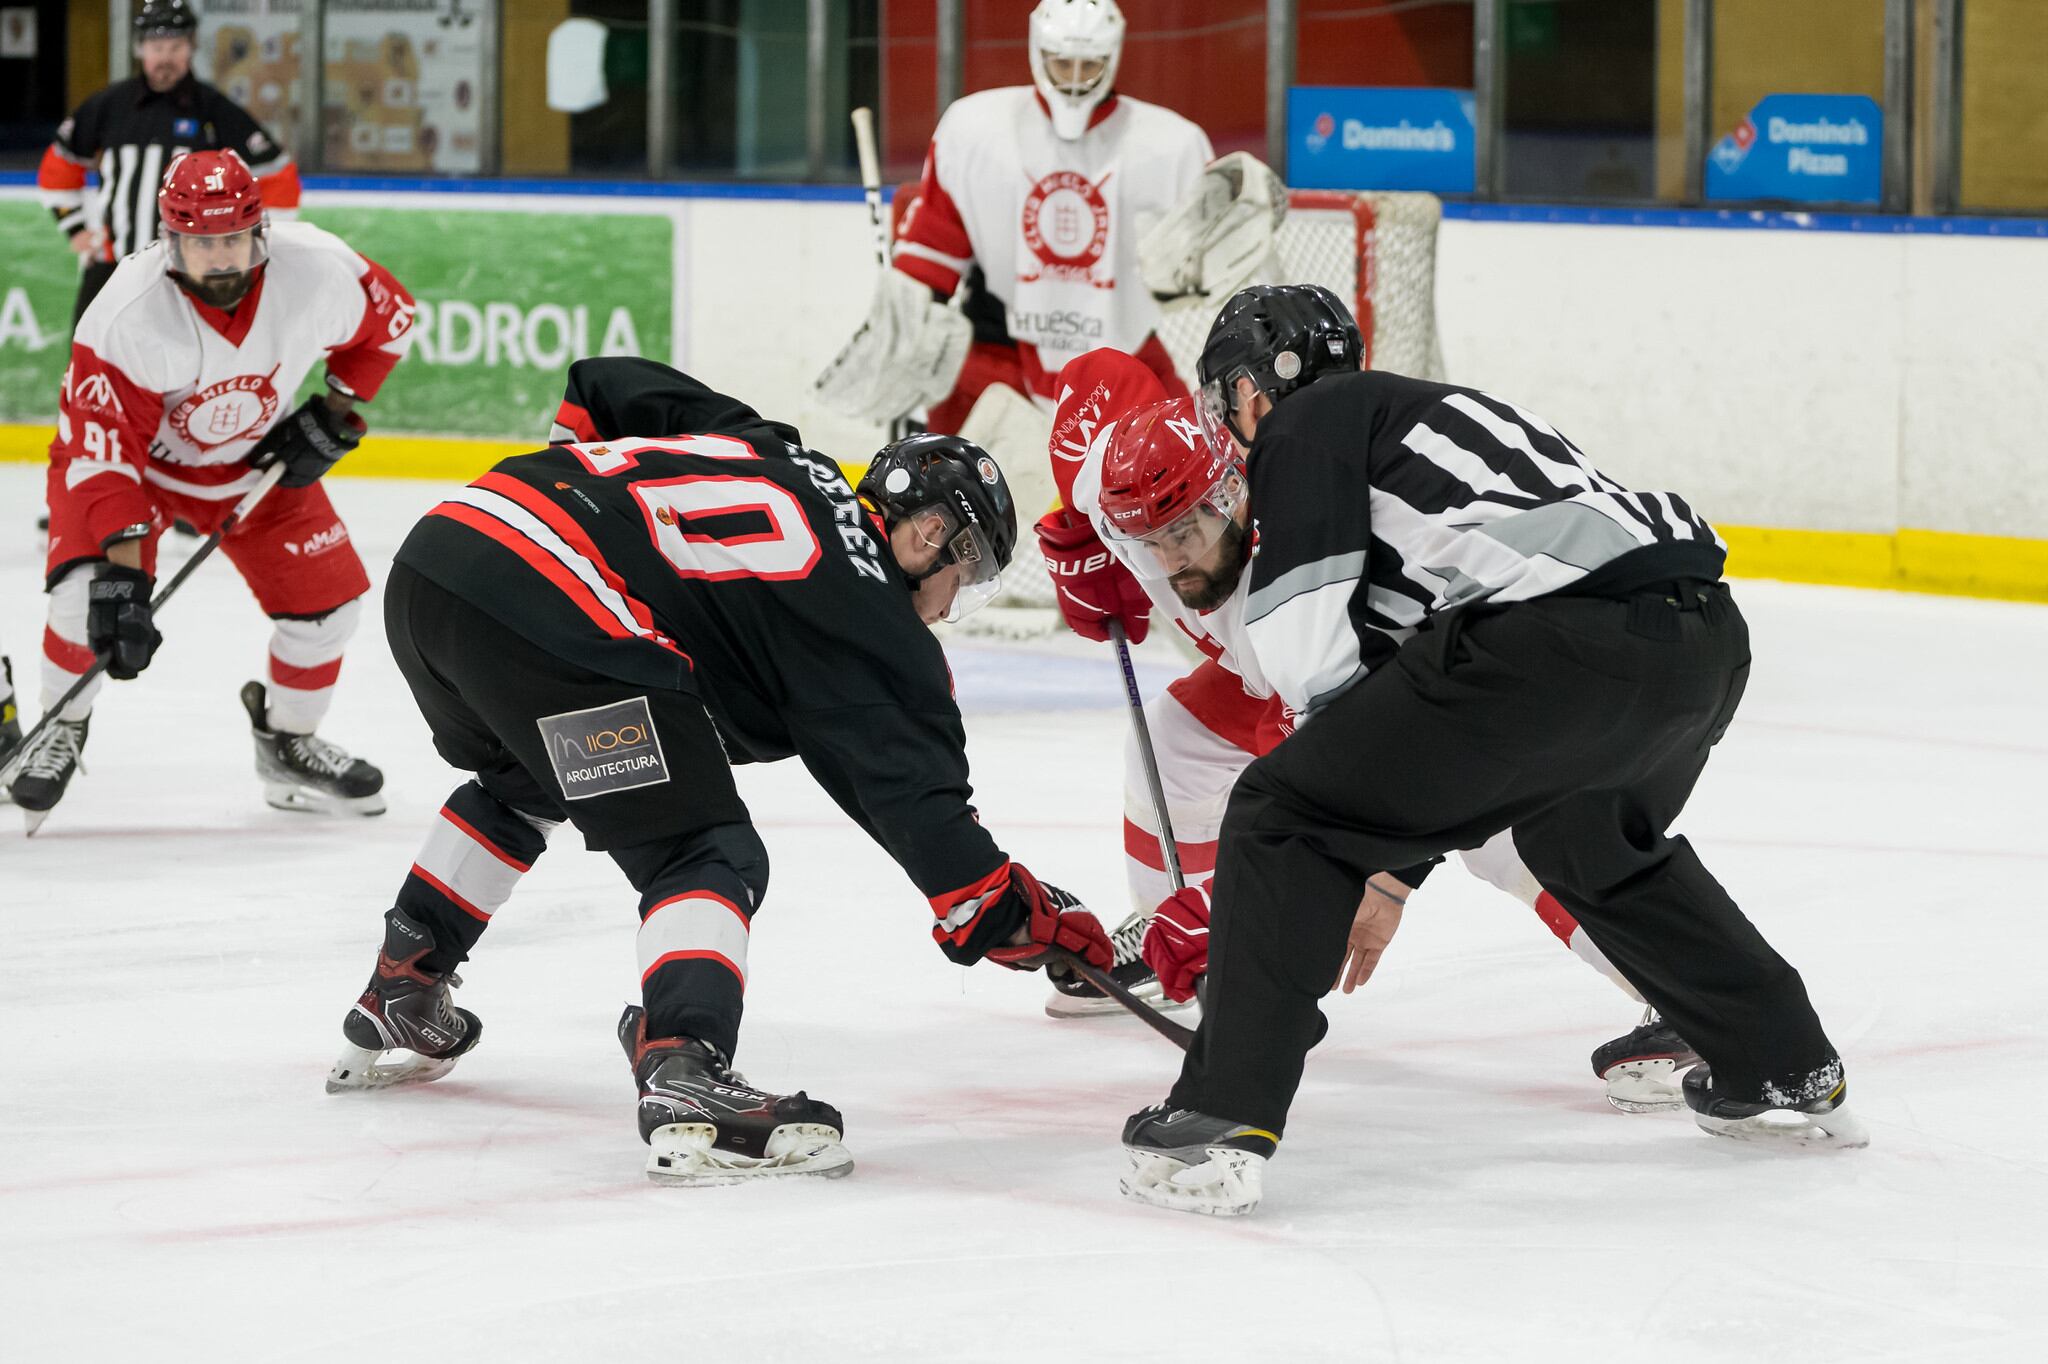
[1117, 285, 1864, 1217]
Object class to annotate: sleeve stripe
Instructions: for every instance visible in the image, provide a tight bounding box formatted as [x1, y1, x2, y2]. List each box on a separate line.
[1245, 550, 1366, 626]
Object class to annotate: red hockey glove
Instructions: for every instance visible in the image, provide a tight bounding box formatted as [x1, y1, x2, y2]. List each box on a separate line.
[1035, 507, 1151, 645]
[983, 863, 1113, 972]
[1141, 884, 1212, 1003]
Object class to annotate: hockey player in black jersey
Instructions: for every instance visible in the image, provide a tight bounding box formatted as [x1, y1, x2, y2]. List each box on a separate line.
[328, 358, 1112, 1185]
[1118, 286, 1862, 1217]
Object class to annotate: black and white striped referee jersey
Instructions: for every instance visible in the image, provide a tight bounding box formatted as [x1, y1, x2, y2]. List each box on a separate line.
[37, 73, 300, 263]
[1244, 369, 1727, 716]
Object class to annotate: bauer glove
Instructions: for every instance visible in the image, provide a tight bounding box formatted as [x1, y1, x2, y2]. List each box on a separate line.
[252, 394, 366, 488]
[1141, 884, 1211, 1003]
[1035, 508, 1151, 645]
[86, 564, 162, 680]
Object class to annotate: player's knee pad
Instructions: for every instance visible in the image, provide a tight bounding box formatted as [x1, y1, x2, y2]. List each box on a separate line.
[269, 595, 364, 659]
[445, 779, 558, 868]
[613, 821, 770, 916]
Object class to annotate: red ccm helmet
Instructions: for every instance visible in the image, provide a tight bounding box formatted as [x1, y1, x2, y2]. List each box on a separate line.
[159, 149, 268, 306]
[1096, 396, 1247, 580]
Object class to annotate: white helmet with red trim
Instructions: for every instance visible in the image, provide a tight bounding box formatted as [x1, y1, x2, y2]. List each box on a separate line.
[1029, 0, 1125, 140]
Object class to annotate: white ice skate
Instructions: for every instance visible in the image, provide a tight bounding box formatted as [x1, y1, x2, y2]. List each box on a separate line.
[1591, 1008, 1700, 1114]
[645, 1122, 855, 1187]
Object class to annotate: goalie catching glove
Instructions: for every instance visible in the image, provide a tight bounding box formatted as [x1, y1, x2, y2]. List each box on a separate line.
[815, 271, 973, 424]
[931, 859, 1112, 972]
[252, 394, 366, 488]
[1139, 151, 1288, 309]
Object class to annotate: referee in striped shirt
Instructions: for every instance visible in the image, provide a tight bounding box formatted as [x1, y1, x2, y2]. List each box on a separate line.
[1120, 284, 1858, 1214]
[35, 0, 300, 327]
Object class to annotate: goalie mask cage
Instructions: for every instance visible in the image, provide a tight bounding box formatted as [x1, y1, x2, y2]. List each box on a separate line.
[889, 186, 1448, 625]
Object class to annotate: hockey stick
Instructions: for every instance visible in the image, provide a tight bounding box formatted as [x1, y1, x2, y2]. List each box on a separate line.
[1054, 950, 1195, 1051]
[848, 106, 917, 444]
[1, 462, 289, 795]
[1109, 619, 1184, 893]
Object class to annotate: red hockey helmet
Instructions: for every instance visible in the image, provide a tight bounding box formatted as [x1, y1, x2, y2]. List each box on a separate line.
[1097, 396, 1247, 580]
[159, 150, 268, 305]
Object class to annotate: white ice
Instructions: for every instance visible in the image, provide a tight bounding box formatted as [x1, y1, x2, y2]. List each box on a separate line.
[2, 465, 2045, 1362]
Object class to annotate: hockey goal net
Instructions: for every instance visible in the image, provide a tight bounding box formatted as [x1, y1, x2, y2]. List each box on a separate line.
[891, 187, 1447, 632]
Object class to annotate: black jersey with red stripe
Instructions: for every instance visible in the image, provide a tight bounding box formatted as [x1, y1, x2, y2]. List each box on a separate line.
[394, 409, 1008, 915]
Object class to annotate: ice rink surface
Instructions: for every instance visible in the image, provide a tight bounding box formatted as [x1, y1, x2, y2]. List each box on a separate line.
[2, 465, 2045, 1362]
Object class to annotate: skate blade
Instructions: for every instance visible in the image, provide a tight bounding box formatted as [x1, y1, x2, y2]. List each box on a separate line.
[264, 783, 388, 818]
[1603, 1058, 1690, 1114]
[1118, 1148, 1265, 1216]
[1044, 980, 1198, 1019]
[325, 1041, 459, 1093]
[1694, 1105, 1870, 1150]
[645, 1122, 854, 1186]
[20, 806, 51, 836]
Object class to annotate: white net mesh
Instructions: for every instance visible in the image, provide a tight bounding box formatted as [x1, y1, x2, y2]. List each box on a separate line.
[920, 188, 1446, 633]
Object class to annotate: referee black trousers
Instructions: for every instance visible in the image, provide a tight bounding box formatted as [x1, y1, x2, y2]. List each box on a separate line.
[1169, 583, 1840, 1136]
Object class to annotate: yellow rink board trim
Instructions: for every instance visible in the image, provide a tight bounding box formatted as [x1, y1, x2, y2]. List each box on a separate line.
[4, 424, 2045, 604]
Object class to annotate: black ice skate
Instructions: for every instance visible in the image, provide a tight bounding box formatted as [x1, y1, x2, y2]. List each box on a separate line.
[1119, 1103, 1276, 1217]
[240, 680, 386, 816]
[1591, 1008, 1701, 1113]
[618, 1004, 852, 1186]
[1683, 1061, 1869, 1149]
[1045, 910, 1196, 1019]
[326, 907, 482, 1093]
[9, 715, 89, 836]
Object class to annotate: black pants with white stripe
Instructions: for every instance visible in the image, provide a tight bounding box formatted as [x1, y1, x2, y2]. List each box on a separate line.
[1170, 582, 1841, 1137]
[384, 564, 766, 1059]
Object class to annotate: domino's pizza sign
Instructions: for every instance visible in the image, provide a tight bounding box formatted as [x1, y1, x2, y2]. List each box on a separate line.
[1288, 87, 1476, 193]
[1705, 94, 1883, 205]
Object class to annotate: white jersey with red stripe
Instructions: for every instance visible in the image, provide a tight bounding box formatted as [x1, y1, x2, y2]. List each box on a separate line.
[894, 86, 1212, 406]
[52, 219, 414, 550]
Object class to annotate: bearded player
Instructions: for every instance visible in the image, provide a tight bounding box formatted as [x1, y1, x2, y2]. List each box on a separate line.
[1034, 344, 1699, 1113]
[9, 149, 411, 830]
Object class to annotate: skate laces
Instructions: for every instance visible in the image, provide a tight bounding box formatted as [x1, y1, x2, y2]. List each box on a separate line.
[19, 720, 86, 781]
[1109, 913, 1150, 967]
[283, 732, 358, 778]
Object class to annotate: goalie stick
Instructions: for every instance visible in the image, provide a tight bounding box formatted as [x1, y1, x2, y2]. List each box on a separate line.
[2, 463, 288, 809]
[849, 106, 916, 443]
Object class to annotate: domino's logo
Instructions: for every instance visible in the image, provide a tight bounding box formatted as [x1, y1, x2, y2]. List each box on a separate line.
[1306, 112, 1336, 154]
[1711, 116, 1757, 174]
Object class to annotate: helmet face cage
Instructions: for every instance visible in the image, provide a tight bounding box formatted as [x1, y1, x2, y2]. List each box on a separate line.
[1028, 0, 1125, 139]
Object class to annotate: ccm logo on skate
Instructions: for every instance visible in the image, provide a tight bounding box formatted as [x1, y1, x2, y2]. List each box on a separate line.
[536, 696, 671, 800]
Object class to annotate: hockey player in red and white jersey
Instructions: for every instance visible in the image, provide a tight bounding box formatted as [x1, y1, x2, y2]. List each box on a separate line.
[1034, 346, 1699, 1113]
[815, 0, 1289, 519]
[8, 149, 413, 830]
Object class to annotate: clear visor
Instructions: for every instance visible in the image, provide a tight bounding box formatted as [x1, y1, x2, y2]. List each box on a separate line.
[1197, 376, 1246, 452]
[165, 224, 267, 279]
[1109, 470, 1248, 581]
[942, 574, 1002, 624]
[1040, 50, 1111, 98]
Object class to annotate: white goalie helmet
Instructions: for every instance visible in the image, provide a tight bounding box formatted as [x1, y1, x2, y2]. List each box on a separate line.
[1028, 0, 1126, 141]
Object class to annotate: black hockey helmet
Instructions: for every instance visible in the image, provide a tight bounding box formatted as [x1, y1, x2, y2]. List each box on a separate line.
[134, 0, 199, 40]
[857, 433, 1018, 604]
[1196, 284, 1363, 446]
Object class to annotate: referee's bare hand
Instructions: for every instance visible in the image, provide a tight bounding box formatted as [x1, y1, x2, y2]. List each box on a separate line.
[1335, 874, 1409, 994]
[68, 229, 103, 257]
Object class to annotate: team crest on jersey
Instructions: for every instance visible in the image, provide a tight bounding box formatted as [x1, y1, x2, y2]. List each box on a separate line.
[1021, 170, 1112, 280]
[167, 367, 282, 451]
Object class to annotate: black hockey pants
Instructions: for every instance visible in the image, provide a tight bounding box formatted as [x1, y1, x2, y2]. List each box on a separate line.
[1168, 581, 1841, 1137]
[384, 564, 765, 1058]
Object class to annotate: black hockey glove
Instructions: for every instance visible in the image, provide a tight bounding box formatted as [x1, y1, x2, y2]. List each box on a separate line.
[87, 565, 162, 680]
[252, 395, 366, 488]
